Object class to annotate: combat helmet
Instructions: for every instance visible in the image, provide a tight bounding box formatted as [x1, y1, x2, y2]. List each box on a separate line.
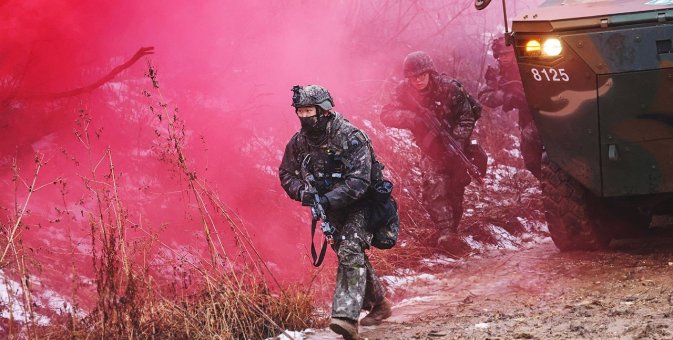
[291, 85, 334, 111]
[491, 36, 511, 59]
[403, 51, 437, 77]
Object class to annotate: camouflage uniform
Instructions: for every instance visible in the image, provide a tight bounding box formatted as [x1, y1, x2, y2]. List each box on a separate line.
[381, 70, 477, 232]
[481, 37, 543, 179]
[279, 111, 386, 322]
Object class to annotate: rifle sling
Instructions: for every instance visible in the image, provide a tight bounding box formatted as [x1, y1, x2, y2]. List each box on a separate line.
[310, 218, 328, 267]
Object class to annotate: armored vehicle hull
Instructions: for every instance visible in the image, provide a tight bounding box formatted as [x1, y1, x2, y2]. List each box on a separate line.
[511, 0, 673, 250]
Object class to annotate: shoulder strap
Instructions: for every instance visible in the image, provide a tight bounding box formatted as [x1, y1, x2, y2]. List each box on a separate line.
[310, 218, 329, 267]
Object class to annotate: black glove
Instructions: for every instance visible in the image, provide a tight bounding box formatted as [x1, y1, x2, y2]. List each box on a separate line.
[301, 190, 330, 209]
[301, 188, 318, 206]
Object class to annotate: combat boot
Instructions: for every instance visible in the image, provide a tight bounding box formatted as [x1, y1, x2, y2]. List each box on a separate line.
[360, 298, 392, 326]
[329, 317, 359, 340]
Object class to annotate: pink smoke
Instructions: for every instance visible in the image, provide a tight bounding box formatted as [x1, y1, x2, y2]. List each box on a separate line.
[0, 0, 541, 311]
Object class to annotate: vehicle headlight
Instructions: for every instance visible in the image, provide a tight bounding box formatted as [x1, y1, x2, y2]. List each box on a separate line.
[542, 38, 562, 56]
[525, 40, 542, 56]
[521, 37, 563, 58]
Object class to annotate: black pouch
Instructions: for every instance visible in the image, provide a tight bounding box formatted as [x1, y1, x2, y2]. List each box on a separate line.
[367, 180, 400, 249]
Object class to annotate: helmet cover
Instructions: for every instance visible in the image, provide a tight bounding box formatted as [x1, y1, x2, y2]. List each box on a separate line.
[291, 85, 334, 110]
[403, 51, 436, 77]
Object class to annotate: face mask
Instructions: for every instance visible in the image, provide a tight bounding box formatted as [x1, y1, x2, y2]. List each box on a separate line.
[299, 116, 320, 131]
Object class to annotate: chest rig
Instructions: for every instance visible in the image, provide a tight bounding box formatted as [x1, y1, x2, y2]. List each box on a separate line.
[299, 135, 352, 195]
[307, 145, 345, 193]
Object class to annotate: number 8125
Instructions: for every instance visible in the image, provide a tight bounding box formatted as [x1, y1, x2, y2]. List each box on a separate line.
[531, 68, 570, 82]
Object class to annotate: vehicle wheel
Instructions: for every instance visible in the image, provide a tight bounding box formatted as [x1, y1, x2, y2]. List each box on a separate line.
[541, 161, 612, 251]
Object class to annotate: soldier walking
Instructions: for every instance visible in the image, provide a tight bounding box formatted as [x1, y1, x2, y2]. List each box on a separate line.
[279, 85, 392, 339]
[381, 51, 483, 237]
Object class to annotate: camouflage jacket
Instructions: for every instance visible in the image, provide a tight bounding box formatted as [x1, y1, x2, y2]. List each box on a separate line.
[380, 73, 479, 161]
[480, 63, 533, 128]
[279, 113, 381, 210]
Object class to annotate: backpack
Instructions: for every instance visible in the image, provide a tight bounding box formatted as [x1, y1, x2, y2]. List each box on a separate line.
[366, 179, 400, 249]
[363, 132, 399, 250]
[450, 79, 482, 119]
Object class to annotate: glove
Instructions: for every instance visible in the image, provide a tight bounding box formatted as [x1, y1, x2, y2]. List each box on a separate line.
[301, 188, 318, 206]
[301, 190, 330, 209]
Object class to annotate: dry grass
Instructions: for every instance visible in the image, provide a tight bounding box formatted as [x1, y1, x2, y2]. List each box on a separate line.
[0, 7, 550, 336]
[0, 64, 318, 339]
[36, 280, 315, 339]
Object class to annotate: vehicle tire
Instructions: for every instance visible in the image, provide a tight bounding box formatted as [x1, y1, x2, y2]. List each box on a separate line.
[541, 161, 612, 251]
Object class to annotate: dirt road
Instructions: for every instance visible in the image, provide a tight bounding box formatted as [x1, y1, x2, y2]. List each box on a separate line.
[305, 231, 673, 340]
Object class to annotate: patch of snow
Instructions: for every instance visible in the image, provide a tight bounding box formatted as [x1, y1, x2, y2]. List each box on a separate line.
[0, 270, 64, 325]
[491, 165, 519, 180]
[381, 272, 437, 290]
[38, 288, 86, 319]
[517, 217, 548, 234]
[518, 232, 551, 247]
[464, 235, 484, 250]
[504, 148, 521, 158]
[523, 186, 542, 195]
[395, 295, 436, 308]
[0, 272, 32, 322]
[420, 256, 458, 267]
[487, 224, 519, 250]
[267, 328, 319, 340]
[474, 322, 490, 329]
[267, 329, 307, 340]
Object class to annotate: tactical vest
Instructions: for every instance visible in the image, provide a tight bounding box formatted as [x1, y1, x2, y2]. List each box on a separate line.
[297, 124, 383, 196]
[304, 144, 346, 194]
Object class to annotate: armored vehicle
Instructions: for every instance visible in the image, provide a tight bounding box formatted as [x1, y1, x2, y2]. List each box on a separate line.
[484, 0, 673, 250]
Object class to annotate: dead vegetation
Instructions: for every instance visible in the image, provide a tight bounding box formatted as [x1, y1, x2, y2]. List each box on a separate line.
[0, 65, 318, 339]
[0, 1, 548, 338]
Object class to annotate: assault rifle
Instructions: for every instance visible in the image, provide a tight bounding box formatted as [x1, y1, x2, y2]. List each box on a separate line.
[405, 93, 484, 184]
[306, 187, 335, 243]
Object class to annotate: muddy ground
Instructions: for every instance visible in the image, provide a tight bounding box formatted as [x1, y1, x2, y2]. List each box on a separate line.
[304, 229, 673, 340]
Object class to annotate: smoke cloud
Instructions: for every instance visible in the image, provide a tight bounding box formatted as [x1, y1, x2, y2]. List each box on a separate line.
[0, 0, 540, 306]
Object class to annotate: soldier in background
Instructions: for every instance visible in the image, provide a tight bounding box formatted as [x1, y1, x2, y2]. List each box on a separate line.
[480, 36, 543, 179]
[381, 51, 483, 238]
[279, 85, 392, 340]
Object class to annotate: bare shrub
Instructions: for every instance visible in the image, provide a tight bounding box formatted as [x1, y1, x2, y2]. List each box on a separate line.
[0, 64, 318, 339]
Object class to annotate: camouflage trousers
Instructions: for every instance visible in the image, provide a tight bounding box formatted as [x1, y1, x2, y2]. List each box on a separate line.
[520, 121, 543, 180]
[421, 165, 468, 232]
[328, 207, 386, 321]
